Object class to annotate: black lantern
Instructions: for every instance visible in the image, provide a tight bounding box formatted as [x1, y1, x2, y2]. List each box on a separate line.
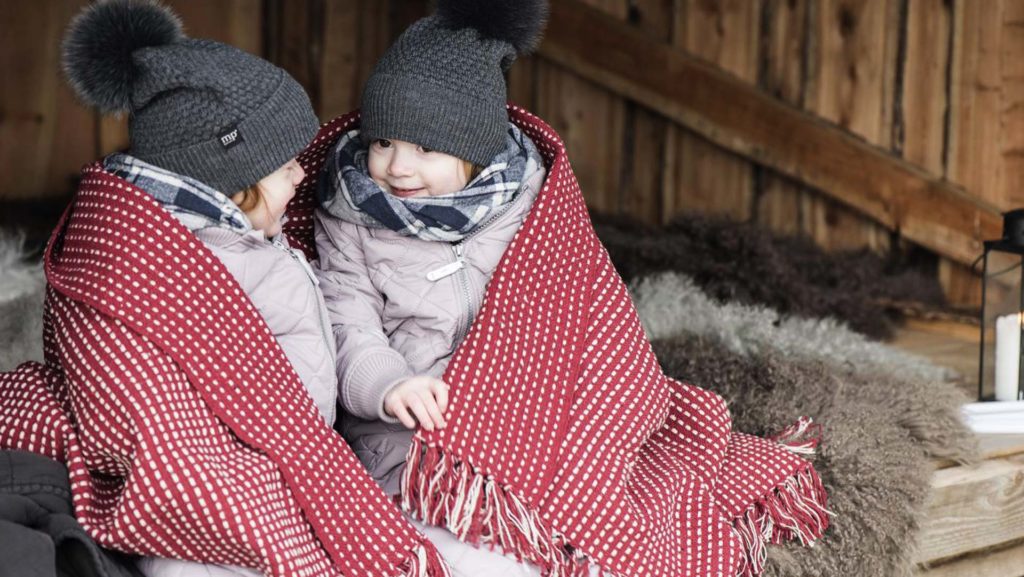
[978, 209, 1024, 401]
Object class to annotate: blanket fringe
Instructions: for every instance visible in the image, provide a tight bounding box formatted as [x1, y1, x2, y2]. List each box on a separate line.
[734, 417, 831, 577]
[768, 416, 822, 456]
[402, 441, 591, 577]
[404, 541, 452, 577]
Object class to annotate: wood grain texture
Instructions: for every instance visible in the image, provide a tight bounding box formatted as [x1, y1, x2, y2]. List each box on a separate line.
[534, 60, 626, 214]
[0, 0, 92, 201]
[507, 55, 539, 112]
[755, 0, 809, 238]
[171, 0, 262, 53]
[801, 0, 897, 253]
[665, 0, 760, 221]
[622, 106, 667, 224]
[1000, 1, 1024, 209]
[916, 454, 1024, 564]
[534, 0, 628, 215]
[618, 0, 673, 225]
[663, 128, 753, 221]
[947, 0, 1006, 207]
[938, 257, 983, 310]
[319, 0, 390, 120]
[800, 193, 892, 252]
[917, 539, 1024, 577]
[901, 0, 951, 175]
[263, 0, 319, 111]
[540, 0, 1002, 266]
[807, 0, 901, 146]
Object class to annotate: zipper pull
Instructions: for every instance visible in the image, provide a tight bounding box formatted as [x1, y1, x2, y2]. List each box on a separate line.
[427, 260, 464, 281]
[427, 243, 466, 281]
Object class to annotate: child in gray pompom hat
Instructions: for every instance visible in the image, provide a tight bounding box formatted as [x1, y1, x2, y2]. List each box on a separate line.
[313, 0, 555, 574]
[61, 3, 337, 575]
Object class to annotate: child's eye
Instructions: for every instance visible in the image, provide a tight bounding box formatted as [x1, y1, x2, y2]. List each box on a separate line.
[374, 139, 392, 148]
[419, 146, 434, 153]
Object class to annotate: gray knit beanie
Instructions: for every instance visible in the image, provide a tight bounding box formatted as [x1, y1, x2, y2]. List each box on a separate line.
[61, 0, 319, 194]
[361, 0, 549, 167]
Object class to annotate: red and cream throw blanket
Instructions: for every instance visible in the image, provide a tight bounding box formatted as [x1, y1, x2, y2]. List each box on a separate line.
[0, 106, 828, 577]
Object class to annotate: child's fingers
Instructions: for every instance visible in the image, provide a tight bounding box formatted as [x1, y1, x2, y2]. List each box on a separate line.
[405, 395, 436, 431]
[389, 401, 417, 429]
[417, 389, 446, 429]
[430, 379, 450, 415]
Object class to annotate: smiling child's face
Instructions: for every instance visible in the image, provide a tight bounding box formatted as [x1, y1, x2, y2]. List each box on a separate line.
[367, 138, 470, 198]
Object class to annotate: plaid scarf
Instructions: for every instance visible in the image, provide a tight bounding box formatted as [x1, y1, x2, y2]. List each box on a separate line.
[317, 124, 541, 242]
[0, 108, 828, 577]
[103, 152, 253, 234]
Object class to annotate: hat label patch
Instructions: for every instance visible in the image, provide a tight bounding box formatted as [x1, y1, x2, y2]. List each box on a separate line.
[219, 127, 243, 149]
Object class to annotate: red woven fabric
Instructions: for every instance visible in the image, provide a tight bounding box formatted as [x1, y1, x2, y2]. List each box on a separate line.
[0, 114, 449, 576]
[0, 106, 827, 577]
[395, 106, 830, 577]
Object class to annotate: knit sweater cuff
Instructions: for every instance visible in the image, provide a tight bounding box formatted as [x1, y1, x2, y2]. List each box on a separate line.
[342, 350, 412, 423]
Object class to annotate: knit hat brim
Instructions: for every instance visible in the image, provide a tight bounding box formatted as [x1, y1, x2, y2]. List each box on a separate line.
[136, 71, 319, 194]
[361, 73, 507, 167]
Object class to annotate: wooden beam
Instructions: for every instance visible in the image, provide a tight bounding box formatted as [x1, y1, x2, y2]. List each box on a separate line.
[918, 539, 1024, 577]
[540, 0, 1003, 267]
[915, 454, 1024, 564]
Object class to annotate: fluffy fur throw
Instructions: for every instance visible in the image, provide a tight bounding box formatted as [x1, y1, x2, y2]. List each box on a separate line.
[0, 193, 975, 577]
[0, 233, 44, 372]
[593, 214, 948, 340]
[0, 108, 828, 577]
[631, 272, 977, 576]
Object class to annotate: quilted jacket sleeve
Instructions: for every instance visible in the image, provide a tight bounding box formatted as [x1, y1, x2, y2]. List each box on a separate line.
[313, 210, 411, 422]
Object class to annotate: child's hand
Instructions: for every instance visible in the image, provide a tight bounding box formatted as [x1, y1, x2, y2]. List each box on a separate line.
[384, 376, 449, 431]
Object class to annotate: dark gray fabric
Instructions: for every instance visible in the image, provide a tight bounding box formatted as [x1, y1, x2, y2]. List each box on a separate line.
[128, 38, 318, 195]
[62, 1, 318, 195]
[0, 451, 143, 577]
[361, 17, 511, 166]
[360, 1, 548, 165]
[336, 415, 414, 497]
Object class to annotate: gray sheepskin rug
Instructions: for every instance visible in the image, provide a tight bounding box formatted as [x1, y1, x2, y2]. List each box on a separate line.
[631, 272, 977, 577]
[0, 235, 976, 576]
[0, 233, 44, 372]
[593, 213, 948, 340]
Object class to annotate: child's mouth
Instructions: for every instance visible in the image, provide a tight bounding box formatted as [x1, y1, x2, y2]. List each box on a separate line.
[390, 186, 424, 198]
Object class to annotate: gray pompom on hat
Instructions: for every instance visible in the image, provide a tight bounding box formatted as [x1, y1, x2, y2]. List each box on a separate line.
[61, 0, 319, 194]
[360, 0, 549, 167]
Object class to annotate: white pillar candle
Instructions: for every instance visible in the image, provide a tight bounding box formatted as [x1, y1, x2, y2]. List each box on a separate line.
[995, 313, 1023, 401]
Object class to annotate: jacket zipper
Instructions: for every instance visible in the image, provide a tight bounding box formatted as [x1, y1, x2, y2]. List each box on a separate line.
[272, 238, 336, 423]
[424, 174, 539, 348]
[450, 243, 473, 347]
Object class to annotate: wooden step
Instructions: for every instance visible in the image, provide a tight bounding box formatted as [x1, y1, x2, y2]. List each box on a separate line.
[917, 434, 1024, 576]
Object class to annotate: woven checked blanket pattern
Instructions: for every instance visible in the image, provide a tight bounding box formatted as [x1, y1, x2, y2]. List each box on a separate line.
[0, 106, 828, 577]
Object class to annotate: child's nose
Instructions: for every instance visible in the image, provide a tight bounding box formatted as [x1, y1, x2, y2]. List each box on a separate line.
[387, 150, 414, 177]
[292, 162, 306, 185]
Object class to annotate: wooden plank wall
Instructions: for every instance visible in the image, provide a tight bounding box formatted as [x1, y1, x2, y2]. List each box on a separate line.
[0, 0, 424, 201]
[505, 0, 1023, 310]
[3, 0, 1023, 310]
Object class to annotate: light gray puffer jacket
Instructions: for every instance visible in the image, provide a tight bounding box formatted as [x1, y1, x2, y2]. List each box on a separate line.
[196, 227, 338, 425]
[314, 161, 545, 493]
